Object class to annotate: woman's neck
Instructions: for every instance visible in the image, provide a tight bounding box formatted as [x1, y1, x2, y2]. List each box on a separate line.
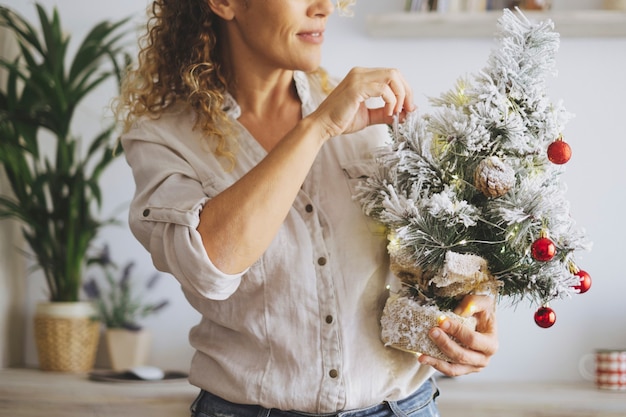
[230, 68, 299, 119]
[232, 71, 302, 152]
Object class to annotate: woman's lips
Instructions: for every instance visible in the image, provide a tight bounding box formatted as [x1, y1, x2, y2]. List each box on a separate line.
[297, 31, 324, 44]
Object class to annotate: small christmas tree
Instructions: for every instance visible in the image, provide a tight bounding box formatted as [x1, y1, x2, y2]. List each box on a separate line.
[356, 9, 591, 360]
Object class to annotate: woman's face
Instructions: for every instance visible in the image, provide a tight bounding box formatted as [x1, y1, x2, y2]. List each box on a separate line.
[225, 0, 335, 73]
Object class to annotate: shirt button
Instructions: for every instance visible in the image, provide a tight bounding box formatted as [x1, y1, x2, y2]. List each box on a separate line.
[325, 315, 333, 324]
[305, 204, 313, 213]
[329, 369, 339, 378]
[317, 257, 327, 266]
[142, 209, 150, 217]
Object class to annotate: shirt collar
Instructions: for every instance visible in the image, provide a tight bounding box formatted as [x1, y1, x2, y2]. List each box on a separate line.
[222, 71, 313, 119]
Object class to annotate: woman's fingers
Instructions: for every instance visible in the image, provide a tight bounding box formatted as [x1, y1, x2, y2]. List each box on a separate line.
[386, 73, 414, 115]
[454, 295, 498, 335]
[311, 67, 415, 137]
[361, 68, 413, 116]
[418, 295, 499, 377]
[379, 83, 398, 118]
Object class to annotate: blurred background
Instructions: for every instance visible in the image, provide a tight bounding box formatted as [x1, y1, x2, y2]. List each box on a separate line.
[1, 0, 625, 382]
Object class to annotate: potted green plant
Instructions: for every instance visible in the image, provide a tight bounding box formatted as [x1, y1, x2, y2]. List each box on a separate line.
[84, 245, 169, 371]
[0, 3, 129, 372]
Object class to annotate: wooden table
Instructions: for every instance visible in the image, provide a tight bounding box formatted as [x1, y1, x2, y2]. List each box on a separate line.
[436, 377, 626, 417]
[2, 368, 626, 417]
[0, 368, 198, 417]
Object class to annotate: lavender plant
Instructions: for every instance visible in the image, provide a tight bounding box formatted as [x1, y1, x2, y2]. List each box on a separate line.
[84, 246, 169, 330]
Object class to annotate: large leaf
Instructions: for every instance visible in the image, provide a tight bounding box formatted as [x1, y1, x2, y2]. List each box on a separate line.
[0, 6, 44, 55]
[69, 18, 130, 82]
[0, 3, 130, 302]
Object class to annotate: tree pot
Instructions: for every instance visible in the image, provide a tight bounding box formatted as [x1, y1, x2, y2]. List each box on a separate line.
[33, 301, 100, 372]
[105, 328, 151, 371]
[604, 0, 626, 9]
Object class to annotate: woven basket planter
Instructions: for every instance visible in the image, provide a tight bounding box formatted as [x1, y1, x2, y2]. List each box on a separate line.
[604, 0, 626, 10]
[33, 302, 100, 372]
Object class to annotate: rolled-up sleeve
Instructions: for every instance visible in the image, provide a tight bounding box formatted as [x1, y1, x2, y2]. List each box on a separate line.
[122, 119, 246, 300]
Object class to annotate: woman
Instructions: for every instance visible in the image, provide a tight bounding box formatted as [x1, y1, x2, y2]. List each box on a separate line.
[118, 0, 498, 416]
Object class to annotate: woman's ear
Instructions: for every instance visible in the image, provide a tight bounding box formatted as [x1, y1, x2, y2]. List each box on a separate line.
[207, 0, 236, 20]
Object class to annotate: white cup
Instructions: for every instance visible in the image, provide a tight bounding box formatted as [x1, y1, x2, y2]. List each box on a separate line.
[579, 349, 626, 391]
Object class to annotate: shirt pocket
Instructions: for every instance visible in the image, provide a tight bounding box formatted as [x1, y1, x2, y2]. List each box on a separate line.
[341, 158, 387, 237]
[341, 158, 374, 195]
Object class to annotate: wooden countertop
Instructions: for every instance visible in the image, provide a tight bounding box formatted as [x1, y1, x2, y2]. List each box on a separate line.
[0, 368, 198, 417]
[2, 368, 626, 417]
[436, 377, 626, 417]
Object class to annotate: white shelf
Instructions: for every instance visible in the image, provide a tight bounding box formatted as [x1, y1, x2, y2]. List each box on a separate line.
[366, 10, 626, 38]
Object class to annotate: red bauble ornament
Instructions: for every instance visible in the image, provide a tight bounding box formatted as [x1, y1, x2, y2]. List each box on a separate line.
[547, 138, 572, 165]
[574, 270, 592, 294]
[534, 306, 556, 328]
[531, 237, 556, 262]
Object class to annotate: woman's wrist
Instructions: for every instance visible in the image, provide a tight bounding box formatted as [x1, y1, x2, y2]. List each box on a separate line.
[300, 111, 337, 145]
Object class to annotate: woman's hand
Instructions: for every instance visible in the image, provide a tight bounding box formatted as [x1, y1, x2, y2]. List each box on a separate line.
[418, 295, 499, 377]
[309, 67, 415, 140]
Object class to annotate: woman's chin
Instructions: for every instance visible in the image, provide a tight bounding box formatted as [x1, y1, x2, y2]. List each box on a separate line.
[298, 60, 322, 73]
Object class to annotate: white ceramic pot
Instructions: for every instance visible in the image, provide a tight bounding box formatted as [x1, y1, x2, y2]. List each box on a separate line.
[106, 328, 151, 371]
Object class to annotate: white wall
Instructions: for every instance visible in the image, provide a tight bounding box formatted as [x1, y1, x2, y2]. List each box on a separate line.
[2, 0, 625, 382]
[0, 24, 26, 368]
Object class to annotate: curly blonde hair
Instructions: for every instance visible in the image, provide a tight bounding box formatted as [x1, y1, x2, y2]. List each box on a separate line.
[117, 0, 235, 164]
[337, 0, 357, 16]
[117, 0, 353, 168]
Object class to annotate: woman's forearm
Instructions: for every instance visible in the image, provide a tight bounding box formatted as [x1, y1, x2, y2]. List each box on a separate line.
[196, 116, 327, 274]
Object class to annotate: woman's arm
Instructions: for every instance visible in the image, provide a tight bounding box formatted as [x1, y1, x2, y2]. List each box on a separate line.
[197, 67, 415, 274]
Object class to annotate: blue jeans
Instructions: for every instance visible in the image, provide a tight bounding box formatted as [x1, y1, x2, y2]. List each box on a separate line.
[190, 379, 440, 417]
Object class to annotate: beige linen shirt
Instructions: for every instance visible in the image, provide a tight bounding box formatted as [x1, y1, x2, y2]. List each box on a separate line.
[122, 71, 434, 413]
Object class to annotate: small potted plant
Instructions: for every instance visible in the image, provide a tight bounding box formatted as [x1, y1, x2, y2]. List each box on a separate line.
[0, 4, 129, 371]
[84, 246, 169, 371]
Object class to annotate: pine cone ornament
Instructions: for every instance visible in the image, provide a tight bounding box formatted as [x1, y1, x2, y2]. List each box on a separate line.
[474, 156, 515, 198]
